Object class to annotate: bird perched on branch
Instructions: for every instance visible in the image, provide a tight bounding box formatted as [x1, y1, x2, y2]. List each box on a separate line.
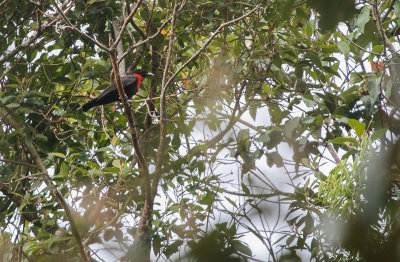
[82, 69, 154, 112]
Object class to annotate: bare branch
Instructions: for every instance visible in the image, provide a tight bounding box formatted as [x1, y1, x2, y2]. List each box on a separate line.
[0, 0, 9, 9]
[325, 142, 341, 164]
[27, 0, 41, 7]
[112, 17, 126, 74]
[109, 50, 149, 183]
[111, 0, 142, 51]
[153, 1, 179, 184]
[0, 158, 37, 167]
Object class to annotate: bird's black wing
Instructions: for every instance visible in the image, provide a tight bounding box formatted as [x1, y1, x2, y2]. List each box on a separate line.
[121, 74, 138, 98]
[95, 74, 138, 103]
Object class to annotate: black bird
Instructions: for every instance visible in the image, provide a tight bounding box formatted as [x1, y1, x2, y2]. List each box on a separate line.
[82, 69, 154, 112]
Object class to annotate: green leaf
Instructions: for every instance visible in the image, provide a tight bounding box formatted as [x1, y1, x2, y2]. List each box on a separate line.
[95, 147, 111, 153]
[52, 173, 65, 182]
[371, 128, 387, 141]
[323, 64, 340, 77]
[232, 240, 252, 256]
[305, 52, 322, 69]
[372, 45, 383, 54]
[49, 152, 66, 158]
[31, 180, 42, 189]
[338, 41, 350, 60]
[60, 162, 69, 176]
[255, 133, 270, 143]
[286, 235, 295, 245]
[199, 192, 215, 206]
[266, 129, 283, 149]
[249, 104, 257, 120]
[348, 119, 365, 137]
[165, 240, 183, 258]
[305, 23, 313, 37]
[225, 197, 238, 208]
[262, 84, 271, 95]
[328, 137, 357, 144]
[24, 133, 32, 148]
[87, 0, 105, 5]
[315, 171, 327, 181]
[267, 151, 283, 167]
[34, 133, 48, 142]
[112, 159, 122, 169]
[394, 1, 400, 24]
[284, 117, 301, 139]
[241, 183, 250, 195]
[367, 77, 380, 103]
[104, 229, 113, 241]
[153, 236, 162, 255]
[6, 102, 20, 108]
[111, 136, 119, 147]
[357, 6, 371, 33]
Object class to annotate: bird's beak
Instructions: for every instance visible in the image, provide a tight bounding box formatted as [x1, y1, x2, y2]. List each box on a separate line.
[146, 72, 154, 77]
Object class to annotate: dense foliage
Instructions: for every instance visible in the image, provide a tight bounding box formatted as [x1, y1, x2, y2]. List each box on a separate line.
[1, 0, 400, 261]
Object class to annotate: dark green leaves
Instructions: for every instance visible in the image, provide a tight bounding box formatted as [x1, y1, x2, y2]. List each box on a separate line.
[308, 0, 357, 31]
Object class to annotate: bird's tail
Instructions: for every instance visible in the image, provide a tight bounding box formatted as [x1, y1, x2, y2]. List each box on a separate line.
[82, 99, 97, 112]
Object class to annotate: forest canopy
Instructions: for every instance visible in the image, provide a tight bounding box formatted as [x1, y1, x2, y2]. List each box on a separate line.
[1, 0, 400, 261]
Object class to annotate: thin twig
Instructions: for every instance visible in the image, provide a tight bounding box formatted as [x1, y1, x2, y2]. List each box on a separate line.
[111, 0, 142, 51]
[340, 31, 382, 56]
[100, 105, 111, 140]
[52, 0, 109, 52]
[112, 17, 126, 74]
[126, 0, 146, 39]
[382, 0, 396, 21]
[0, 159, 37, 167]
[325, 142, 341, 164]
[152, 0, 179, 195]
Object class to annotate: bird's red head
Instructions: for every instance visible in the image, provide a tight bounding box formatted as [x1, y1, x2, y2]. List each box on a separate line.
[131, 69, 154, 90]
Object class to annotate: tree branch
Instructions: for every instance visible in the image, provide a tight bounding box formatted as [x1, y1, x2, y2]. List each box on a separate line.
[0, 158, 38, 167]
[163, 4, 261, 90]
[370, 0, 396, 54]
[126, 0, 146, 39]
[119, 17, 172, 64]
[109, 50, 149, 176]
[325, 142, 341, 164]
[153, 0, 179, 180]
[110, 49, 153, 262]
[112, 17, 126, 74]
[0, 17, 57, 66]
[52, 0, 110, 52]
[382, 0, 396, 21]
[111, 0, 142, 51]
